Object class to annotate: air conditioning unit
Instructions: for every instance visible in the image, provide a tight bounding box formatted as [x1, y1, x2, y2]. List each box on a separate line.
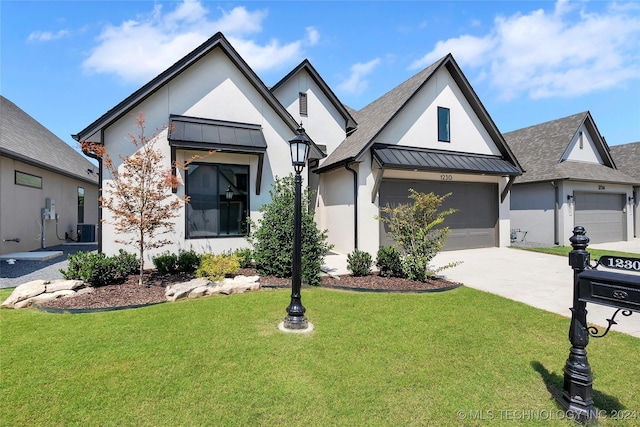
[77, 224, 96, 243]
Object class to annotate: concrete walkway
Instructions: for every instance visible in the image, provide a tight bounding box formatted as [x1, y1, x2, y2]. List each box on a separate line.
[323, 240, 639, 338]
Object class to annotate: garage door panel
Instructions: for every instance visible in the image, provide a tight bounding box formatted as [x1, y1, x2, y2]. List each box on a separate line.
[574, 192, 624, 243]
[379, 180, 498, 251]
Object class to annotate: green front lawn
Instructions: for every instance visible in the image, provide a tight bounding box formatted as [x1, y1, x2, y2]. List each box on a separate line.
[514, 246, 639, 260]
[1, 287, 638, 426]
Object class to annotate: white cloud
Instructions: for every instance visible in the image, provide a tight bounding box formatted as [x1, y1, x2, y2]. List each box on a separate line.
[27, 29, 70, 42]
[82, 1, 313, 83]
[337, 58, 382, 95]
[411, 0, 640, 100]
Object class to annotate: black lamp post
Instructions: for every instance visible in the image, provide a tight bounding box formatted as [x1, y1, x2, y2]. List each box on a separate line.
[283, 124, 311, 330]
[225, 186, 233, 234]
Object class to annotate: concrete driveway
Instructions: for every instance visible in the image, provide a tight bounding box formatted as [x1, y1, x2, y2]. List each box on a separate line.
[432, 243, 639, 338]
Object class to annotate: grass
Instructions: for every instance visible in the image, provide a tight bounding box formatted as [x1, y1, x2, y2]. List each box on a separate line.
[514, 246, 639, 260]
[1, 286, 638, 426]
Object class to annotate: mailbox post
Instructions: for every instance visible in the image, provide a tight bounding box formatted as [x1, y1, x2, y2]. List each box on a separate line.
[560, 226, 639, 423]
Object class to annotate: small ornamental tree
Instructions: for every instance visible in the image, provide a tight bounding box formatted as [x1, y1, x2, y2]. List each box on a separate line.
[82, 113, 191, 285]
[378, 189, 458, 282]
[248, 174, 332, 286]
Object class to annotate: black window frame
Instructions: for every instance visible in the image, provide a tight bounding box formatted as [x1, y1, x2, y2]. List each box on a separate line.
[77, 187, 85, 224]
[185, 162, 250, 239]
[438, 106, 451, 142]
[299, 92, 308, 116]
[15, 171, 42, 189]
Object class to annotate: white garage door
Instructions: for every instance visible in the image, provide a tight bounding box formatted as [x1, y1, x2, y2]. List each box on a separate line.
[574, 192, 625, 243]
[379, 180, 498, 251]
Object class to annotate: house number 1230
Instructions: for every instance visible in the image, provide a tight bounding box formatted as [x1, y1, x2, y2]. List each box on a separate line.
[440, 174, 453, 181]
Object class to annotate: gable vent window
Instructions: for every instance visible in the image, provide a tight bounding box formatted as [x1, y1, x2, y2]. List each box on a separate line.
[299, 92, 308, 117]
[438, 106, 450, 142]
[579, 131, 584, 149]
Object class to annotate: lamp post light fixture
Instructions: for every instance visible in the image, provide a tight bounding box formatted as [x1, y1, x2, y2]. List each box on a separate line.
[283, 124, 311, 330]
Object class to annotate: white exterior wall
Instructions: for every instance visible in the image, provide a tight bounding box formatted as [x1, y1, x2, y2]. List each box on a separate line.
[99, 49, 300, 267]
[316, 167, 356, 255]
[562, 124, 604, 163]
[272, 68, 348, 155]
[377, 68, 501, 156]
[0, 155, 98, 255]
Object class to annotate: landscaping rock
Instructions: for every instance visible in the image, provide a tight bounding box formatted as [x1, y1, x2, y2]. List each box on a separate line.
[46, 279, 84, 293]
[1, 280, 48, 308]
[165, 275, 260, 301]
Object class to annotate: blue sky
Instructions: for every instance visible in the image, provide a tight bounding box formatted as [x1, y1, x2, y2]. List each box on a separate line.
[2, 0, 639, 155]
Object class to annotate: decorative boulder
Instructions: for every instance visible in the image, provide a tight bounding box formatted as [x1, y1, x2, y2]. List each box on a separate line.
[1, 280, 48, 308]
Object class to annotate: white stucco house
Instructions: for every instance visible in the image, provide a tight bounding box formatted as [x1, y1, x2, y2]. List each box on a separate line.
[74, 32, 523, 266]
[504, 112, 638, 246]
[1, 96, 99, 255]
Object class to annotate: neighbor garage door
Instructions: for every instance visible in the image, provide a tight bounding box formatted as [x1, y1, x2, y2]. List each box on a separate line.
[379, 180, 498, 251]
[574, 192, 625, 243]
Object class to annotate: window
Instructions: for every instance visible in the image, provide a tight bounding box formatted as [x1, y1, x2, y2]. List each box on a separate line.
[299, 92, 308, 116]
[78, 187, 85, 223]
[15, 171, 42, 188]
[579, 131, 584, 149]
[438, 107, 450, 142]
[186, 163, 249, 238]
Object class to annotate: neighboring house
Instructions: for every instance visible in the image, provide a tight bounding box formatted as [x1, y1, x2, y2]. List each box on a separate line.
[0, 96, 99, 255]
[504, 112, 638, 245]
[609, 142, 640, 238]
[73, 33, 522, 266]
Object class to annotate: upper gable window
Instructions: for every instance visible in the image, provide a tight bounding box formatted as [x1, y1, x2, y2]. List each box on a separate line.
[299, 92, 308, 117]
[15, 171, 42, 189]
[579, 131, 584, 149]
[438, 107, 450, 142]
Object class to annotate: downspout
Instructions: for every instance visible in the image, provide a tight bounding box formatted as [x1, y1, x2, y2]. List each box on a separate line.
[551, 181, 559, 245]
[344, 162, 358, 249]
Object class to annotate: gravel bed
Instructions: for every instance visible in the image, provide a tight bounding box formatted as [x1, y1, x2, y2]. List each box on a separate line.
[0, 244, 97, 289]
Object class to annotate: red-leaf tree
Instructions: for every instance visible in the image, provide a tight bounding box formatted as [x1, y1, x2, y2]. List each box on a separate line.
[82, 113, 189, 286]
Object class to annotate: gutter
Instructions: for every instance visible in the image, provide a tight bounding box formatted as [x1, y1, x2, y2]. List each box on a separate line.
[344, 162, 358, 249]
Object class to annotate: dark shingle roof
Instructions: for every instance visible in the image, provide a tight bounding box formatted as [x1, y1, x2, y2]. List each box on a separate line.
[1, 96, 98, 184]
[610, 142, 640, 182]
[317, 54, 521, 174]
[503, 111, 637, 185]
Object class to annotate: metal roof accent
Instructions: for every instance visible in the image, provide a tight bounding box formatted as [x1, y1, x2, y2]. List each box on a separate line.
[372, 144, 521, 176]
[168, 116, 267, 153]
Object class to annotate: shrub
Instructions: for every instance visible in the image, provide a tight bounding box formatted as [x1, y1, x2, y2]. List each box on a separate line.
[195, 253, 240, 282]
[347, 249, 373, 277]
[376, 246, 404, 278]
[248, 175, 332, 286]
[377, 189, 457, 282]
[60, 250, 139, 287]
[152, 251, 178, 274]
[234, 248, 253, 268]
[176, 249, 201, 273]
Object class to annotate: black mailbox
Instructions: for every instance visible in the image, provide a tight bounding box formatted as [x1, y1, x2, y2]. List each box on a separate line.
[578, 269, 640, 312]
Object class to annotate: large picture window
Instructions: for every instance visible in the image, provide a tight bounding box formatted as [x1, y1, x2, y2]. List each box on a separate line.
[186, 163, 249, 238]
[438, 106, 450, 142]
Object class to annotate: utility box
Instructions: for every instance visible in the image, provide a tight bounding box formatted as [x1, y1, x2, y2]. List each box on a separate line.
[77, 224, 96, 243]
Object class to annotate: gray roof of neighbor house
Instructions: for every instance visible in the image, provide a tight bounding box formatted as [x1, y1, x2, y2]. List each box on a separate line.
[73, 32, 324, 160]
[503, 111, 638, 185]
[271, 59, 357, 132]
[0, 96, 98, 185]
[316, 54, 522, 174]
[610, 142, 640, 183]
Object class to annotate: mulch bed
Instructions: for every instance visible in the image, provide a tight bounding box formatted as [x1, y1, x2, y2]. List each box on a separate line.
[38, 268, 460, 310]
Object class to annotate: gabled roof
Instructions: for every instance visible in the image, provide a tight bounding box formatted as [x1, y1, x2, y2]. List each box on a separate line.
[316, 54, 522, 173]
[73, 32, 323, 159]
[610, 142, 640, 183]
[1, 95, 98, 185]
[503, 111, 636, 185]
[271, 59, 357, 132]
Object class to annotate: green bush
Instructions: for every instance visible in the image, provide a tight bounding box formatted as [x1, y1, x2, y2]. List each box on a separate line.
[347, 249, 373, 277]
[152, 251, 178, 274]
[195, 253, 240, 282]
[376, 246, 404, 278]
[60, 250, 139, 287]
[234, 248, 253, 268]
[377, 190, 457, 282]
[176, 249, 201, 273]
[248, 175, 332, 286]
